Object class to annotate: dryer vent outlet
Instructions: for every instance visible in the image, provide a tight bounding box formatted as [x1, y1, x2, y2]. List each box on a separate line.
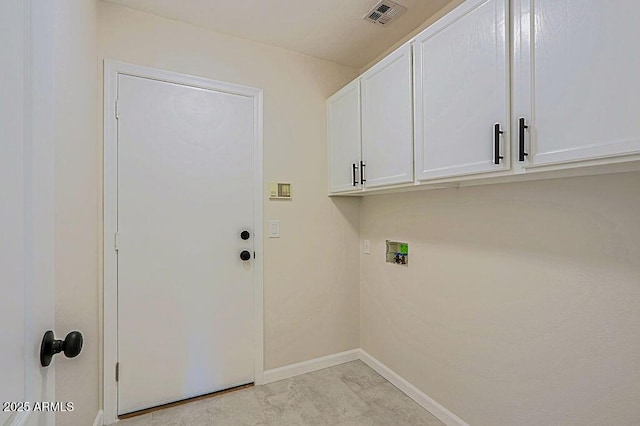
[363, 0, 407, 26]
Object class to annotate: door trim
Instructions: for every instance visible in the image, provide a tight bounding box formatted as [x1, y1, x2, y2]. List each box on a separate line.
[103, 60, 264, 425]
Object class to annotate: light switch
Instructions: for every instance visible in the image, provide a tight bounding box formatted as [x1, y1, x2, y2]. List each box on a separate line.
[363, 240, 371, 255]
[268, 220, 280, 238]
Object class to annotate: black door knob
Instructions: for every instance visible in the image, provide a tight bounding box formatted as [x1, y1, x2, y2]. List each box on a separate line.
[240, 250, 251, 261]
[240, 230, 250, 240]
[40, 330, 83, 367]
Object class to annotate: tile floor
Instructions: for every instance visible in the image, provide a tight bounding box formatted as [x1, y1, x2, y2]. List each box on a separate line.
[113, 360, 444, 426]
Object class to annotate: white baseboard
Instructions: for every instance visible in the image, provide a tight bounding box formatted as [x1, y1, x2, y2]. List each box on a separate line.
[262, 348, 469, 426]
[262, 349, 360, 384]
[359, 350, 469, 426]
[93, 409, 104, 426]
[99, 349, 465, 426]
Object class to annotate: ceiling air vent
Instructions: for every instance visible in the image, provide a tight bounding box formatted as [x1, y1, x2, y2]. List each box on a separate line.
[363, 0, 407, 26]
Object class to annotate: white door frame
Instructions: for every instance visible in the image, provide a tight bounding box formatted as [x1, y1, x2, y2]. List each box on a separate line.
[103, 60, 264, 424]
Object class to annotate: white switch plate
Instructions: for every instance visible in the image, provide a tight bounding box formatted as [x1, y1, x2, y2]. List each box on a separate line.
[363, 240, 371, 254]
[268, 220, 280, 238]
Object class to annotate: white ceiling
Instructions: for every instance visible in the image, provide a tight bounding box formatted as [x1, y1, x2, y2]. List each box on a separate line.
[101, 0, 453, 69]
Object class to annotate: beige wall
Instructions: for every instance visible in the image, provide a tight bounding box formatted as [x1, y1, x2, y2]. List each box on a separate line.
[53, 1, 100, 425]
[360, 172, 640, 425]
[98, 2, 361, 371]
[359, 2, 640, 424]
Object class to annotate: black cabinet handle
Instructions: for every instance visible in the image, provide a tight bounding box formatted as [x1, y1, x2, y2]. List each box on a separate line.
[519, 117, 529, 161]
[40, 330, 83, 367]
[494, 123, 504, 165]
[360, 161, 366, 184]
[352, 163, 359, 187]
[240, 230, 250, 240]
[240, 250, 251, 261]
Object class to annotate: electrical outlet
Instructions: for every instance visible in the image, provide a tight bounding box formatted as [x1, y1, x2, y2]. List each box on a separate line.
[363, 240, 371, 255]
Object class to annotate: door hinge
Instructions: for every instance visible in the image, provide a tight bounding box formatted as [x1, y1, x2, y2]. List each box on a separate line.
[114, 232, 119, 252]
[115, 363, 119, 382]
[115, 99, 119, 119]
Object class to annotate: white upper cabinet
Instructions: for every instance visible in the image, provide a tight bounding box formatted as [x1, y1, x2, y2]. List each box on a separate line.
[327, 0, 640, 196]
[327, 80, 362, 193]
[513, 0, 640, 168]
[414, 0, 509, 181]
[361, 43, 414, 188]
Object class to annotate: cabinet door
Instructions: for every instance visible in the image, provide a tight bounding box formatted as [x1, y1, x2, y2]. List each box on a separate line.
[514, 0, 640, 168]
[361, 44, 413, 188]
[414, 0, 509, 181]
[327, 80, 362, 193]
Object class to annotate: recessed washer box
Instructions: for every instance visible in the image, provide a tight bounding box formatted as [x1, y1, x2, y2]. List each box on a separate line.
[386, 240, 408, 266]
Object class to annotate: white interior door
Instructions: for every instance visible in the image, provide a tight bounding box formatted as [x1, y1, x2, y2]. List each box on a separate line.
[414, 0, 509, 180]
[116, 74, 257, 415]
[1, 1, 55, 425]
[514, 0, 640, 167]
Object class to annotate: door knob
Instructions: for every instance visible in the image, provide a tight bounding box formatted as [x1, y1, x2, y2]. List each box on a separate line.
[240, 230, 250, 240]
[40, 330, 83, 367]
[240, 250, 252, 261]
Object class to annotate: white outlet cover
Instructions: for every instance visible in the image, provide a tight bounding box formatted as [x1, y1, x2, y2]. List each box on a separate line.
[363, 240, 371, 254]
